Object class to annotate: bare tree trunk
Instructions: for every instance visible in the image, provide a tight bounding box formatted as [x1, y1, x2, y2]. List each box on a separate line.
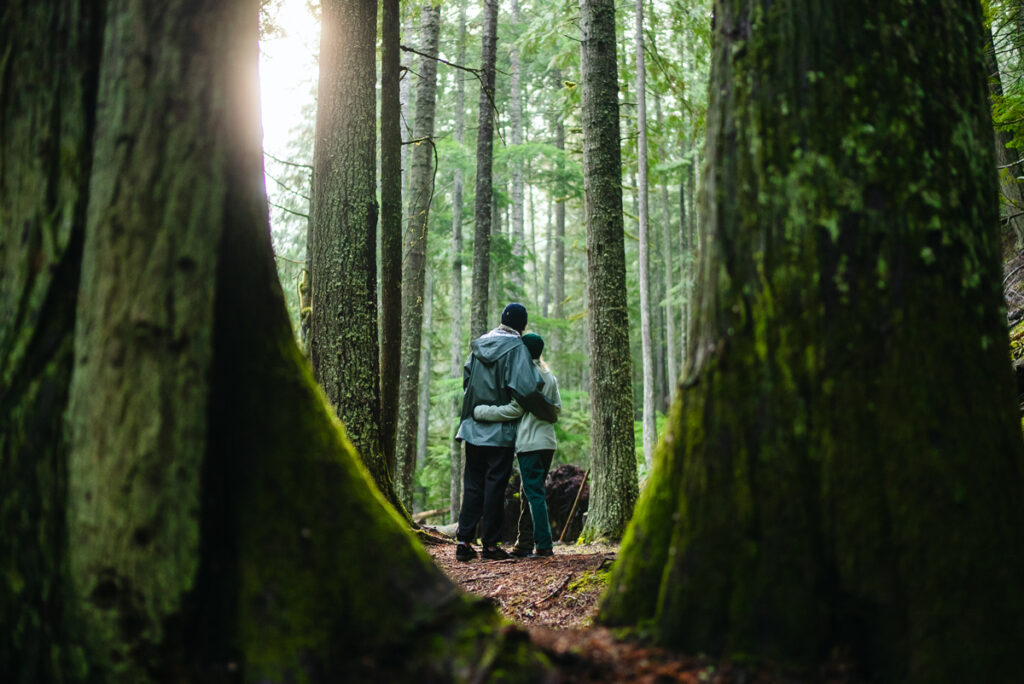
[543, 194, 554, 317]
[634, 0, 655, 469]
[309, 0, 408, 515]
[553, 106, 567, 333]
[470, 0, 499, 339]
[395, 4, 441, 510]
[380, 0, 403, 479]
[415, 267, 435, 512]
[449, 0, 468, 524]
[656, 95, 678, 397]
[510, 0, 525, 292]
[579, 0, 639, 542]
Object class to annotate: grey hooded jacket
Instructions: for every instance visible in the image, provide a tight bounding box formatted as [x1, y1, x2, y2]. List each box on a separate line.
[473, 360, 560, 452]
[456, 327, 558, 447]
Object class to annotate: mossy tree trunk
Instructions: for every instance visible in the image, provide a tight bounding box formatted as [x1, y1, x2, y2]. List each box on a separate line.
[310, 0, 405, 516]
[469, 0, 498, 340]
[396, 4, 441, 510]
[600, 2, 1024, 680]
[380, 0, 403, 481]
[4, 0, 550, 680]
[0, 0, 101, 678]
[578, 0, 639, 542]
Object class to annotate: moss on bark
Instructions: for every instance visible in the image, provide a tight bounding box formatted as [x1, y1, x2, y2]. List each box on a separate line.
[600, 1, 1024, 680]
[4, 0, 552, 680]
[578, 0, 639, 543]
[0, 0, 101, 678]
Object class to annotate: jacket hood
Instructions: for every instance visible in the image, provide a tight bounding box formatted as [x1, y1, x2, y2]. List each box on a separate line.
[470, 328, 522, 364]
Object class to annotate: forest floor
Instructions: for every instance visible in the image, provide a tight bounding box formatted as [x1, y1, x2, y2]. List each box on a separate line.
[423, 533, 860, 683]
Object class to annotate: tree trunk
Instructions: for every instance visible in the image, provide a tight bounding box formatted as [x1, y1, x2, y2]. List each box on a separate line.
[4, 0, 550, 679]
[509, 0, 525, 293]
[470, 0, 499, 339]
[415, 267, 435, 512]
[449, 0, 468, 524]
[656, 96, 678, 398]
[634, 0, 655, 470]
[396, 4, 441, 511]
[553, 107, 567, 333]
[380, 0, 403, 480]
[600, 2, 1024, 680]
[310, 0, 405, 514]
[0, 1, 101, 676]
[543, 194, 554, 318]
[578, 0, 639, 542]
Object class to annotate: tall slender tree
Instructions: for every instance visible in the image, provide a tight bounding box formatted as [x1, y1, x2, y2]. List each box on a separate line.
[396, 4, 441, 509]
[578, 0, 639, 541]
[656, 96, 678, 397]
[380, 0, 403, 477]
[601, 1, 1024, 680]
[509, 0, 526, 292]
[448, 0, 469, 523]
[2, 0, 549, 679]
[634, 0, 655, 469]
[470, 0, 499, 339]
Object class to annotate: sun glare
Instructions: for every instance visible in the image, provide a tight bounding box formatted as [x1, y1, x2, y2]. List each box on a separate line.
[259, 0, 319, 155]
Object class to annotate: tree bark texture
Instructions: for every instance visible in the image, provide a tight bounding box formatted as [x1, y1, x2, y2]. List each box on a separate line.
[600, 2, 1024, 680]
[2, 0, 550, 679]
[656, 96, 679, 400]
[509, 0, 525, 293]
[470, 0, 498, 340]
[311, 0, 402, 514]
[415, 268, 435, 511]
[578, 0, 639, 542]
[65, 0, 254, 671]
[446, 0, 466, 528]
[449, 0, 469, 524]
[396, 4, 441, 510]
[0, 1, 101, 677]
[380, 0, 403, 480]
[634, 0, 656, 470]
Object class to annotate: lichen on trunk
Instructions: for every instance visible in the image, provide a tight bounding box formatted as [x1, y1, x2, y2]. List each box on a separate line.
[600, 1, 1024, 681]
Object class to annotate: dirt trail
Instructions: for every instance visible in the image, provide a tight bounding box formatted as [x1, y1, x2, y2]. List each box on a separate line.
[425, 538, 859, 683]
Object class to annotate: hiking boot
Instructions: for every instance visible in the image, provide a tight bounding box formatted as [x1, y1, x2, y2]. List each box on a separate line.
[529, 548, 554, 558]
[456, 542, 477, 562]
[509, 546, 531, 558]
[481, 545, 511, 560]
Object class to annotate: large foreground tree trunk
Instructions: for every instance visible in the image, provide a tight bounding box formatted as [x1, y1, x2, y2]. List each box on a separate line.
[600, 2, 1024, 681]
[578, 0, 639, 541]
[3, 0, 548, 680]
[0, 1, 100, 677]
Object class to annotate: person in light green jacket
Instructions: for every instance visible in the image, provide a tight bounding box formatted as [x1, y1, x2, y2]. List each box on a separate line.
[473, 333, 561, 557]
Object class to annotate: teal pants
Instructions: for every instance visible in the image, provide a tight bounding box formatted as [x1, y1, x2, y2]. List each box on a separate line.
[516, 449, 554, 551]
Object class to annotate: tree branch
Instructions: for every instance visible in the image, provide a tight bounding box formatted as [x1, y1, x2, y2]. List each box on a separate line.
[269, 200, 309, 219]
[264, 150, 313, 170]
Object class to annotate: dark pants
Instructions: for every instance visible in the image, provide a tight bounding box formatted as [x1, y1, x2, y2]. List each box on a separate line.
[515, 450, 555, 551]
[456, 442, 515, 546]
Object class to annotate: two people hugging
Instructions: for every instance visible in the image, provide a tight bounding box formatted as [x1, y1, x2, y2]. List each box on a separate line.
[454, 303, 562, 561]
